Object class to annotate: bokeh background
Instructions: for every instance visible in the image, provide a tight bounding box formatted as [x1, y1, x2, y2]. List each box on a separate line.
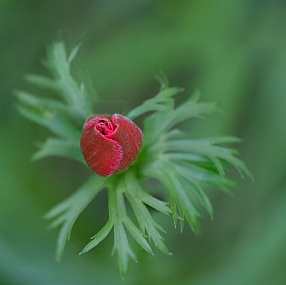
[2, 1, 286, 285]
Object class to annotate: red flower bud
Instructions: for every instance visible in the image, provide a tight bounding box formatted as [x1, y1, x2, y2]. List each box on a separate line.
[80, 114, 143, 177]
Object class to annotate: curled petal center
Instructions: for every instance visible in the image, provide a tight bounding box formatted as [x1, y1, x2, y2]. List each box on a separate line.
[96, 119, 115, 135]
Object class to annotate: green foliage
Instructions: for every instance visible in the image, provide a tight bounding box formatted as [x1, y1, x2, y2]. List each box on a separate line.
[15, 42, 251, 276]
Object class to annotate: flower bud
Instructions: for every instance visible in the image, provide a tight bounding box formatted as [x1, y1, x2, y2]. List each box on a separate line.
[80, 114, 143, 177]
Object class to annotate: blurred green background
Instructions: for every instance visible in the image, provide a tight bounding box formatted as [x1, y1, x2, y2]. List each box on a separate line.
[2, 1, 286, 285]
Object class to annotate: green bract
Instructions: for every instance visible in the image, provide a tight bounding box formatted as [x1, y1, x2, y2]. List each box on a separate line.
[15, 42, 251, 276]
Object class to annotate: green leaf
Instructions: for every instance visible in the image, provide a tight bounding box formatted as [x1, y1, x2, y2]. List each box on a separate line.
[158, 92, 220, 134]
[16, 104, 80, 141]
[170, 194, 179, 226]
[113, 222, 136, 276]
[15, 90, 65, 111]
[140, 191, 172, 216]
[108, 187, 136, 276]
[14, 90, 84, 125]
[80, 219, 113, 254]
[127, 87, 182, 120]
[173, 162, 236, 192]
[124, 171, 172, 216]
[168, 172, 201, 234]
[43, 41, 71, 79]
[144, 162, 201, 234]
[25, 74, 59, 91]
[42, 42, 93, 119]
[31, 138, 84, 164]
[210, 155, 226, 178]
[192, 136, 242, 145]
[154, 70, 169, 90]
[124, 181, 169, 254]
[164, 138, 251, 179]
[123, 217, 153, 255]
[193, 185, 214, 218]
[68, 43, 82, 64]
[165, 152, 210, 163]
[44, 175, 105, 261]
[165, 129, 187, 140]
[181, 177, 214, 218]
[178, 204, 185, 232]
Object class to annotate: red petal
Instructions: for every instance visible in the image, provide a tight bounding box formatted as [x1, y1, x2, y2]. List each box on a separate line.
[108, 114, 143, 173]
[80, 115, 122, 177]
